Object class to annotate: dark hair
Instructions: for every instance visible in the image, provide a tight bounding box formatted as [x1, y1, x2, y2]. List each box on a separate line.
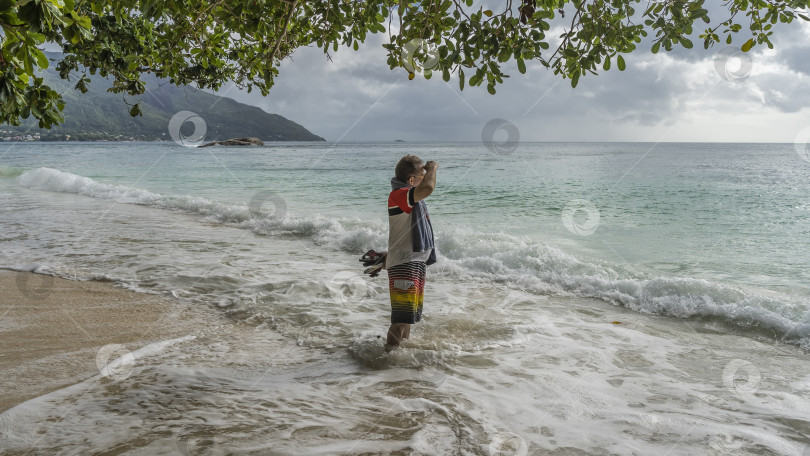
[395, 154, 423, 183]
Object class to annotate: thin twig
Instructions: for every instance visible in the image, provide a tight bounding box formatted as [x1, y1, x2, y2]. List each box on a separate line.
[269, 0, 299, 63]
[547, 2, 585, 65]
[451, 0, 471, 20]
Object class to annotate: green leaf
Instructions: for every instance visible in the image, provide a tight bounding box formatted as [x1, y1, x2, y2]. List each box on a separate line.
[32, 48, 48, 69]
[23, 50, 33, 74]
[517, 57, 526, 74]
[459, 68, 465, 90]
[64, 27, 78, 43]
[617, 55, 626, 71]
[76, 16, 92, 29]
[487, 83, 495, 94]
[741, 38, 754, 52]
[690, 9, 708, 20]
[29, 32, 46, 44]
[652, 41, 660, 54]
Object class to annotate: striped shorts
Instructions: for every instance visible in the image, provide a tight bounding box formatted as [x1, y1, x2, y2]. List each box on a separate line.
[388, 261, 426, 324]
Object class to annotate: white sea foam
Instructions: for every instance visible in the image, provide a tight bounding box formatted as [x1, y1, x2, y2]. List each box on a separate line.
[18, 167, 163, 204]
[15, 167, 810, 347]
[0, 263, 46, 273]
[0, 335, 196, 422]
[433, 227, 810, 346]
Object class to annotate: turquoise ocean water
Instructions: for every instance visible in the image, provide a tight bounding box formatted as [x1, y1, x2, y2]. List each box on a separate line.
[1, 141, 809, 454]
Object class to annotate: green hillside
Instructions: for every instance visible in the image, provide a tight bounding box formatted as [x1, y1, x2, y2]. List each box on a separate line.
[3, 53, 324, 142]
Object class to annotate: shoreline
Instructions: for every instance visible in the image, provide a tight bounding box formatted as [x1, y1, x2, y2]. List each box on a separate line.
[0, 270, 225, 413]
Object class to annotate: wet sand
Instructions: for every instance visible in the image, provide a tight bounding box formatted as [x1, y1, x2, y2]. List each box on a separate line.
[0, 270, 222, 413]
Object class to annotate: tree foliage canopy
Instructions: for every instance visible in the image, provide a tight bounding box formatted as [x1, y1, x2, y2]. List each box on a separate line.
[2, 0, 809, 129]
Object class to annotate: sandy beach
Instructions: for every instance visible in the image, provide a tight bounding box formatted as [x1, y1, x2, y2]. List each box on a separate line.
[0, 270, 221, 413]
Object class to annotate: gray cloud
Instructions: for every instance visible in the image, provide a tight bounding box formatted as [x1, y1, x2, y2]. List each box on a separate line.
[213, 13, 810, 143]
[777, 45, 810, 76]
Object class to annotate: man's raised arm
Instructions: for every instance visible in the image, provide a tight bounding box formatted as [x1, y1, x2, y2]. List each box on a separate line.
[413, 161, 438, 203]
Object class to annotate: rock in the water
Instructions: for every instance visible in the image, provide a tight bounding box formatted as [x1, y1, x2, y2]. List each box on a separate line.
[199, 137, 265, 147]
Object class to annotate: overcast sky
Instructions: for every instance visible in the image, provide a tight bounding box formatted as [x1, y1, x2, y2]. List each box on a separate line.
[212, 4, 810, 143]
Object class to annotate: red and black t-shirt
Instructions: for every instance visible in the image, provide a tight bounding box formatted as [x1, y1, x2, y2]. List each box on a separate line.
[387, 187, 432, 268]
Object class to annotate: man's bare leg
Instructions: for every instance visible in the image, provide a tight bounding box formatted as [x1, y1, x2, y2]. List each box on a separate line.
[385, 323, 410, 351]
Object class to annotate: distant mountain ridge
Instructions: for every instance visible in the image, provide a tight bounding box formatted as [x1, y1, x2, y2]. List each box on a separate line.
[3, 52, 324, 142]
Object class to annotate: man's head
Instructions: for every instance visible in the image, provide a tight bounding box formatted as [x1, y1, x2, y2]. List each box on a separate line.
[395, 154, 426, 187]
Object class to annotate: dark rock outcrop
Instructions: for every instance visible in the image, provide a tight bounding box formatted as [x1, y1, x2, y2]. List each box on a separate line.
[199, 137, 265, 147]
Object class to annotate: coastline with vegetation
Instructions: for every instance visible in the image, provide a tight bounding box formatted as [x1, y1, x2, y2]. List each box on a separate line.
[3, 52, 325, 144]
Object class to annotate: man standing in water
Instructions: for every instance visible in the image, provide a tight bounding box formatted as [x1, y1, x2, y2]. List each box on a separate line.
[385, 155, 438, 351]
